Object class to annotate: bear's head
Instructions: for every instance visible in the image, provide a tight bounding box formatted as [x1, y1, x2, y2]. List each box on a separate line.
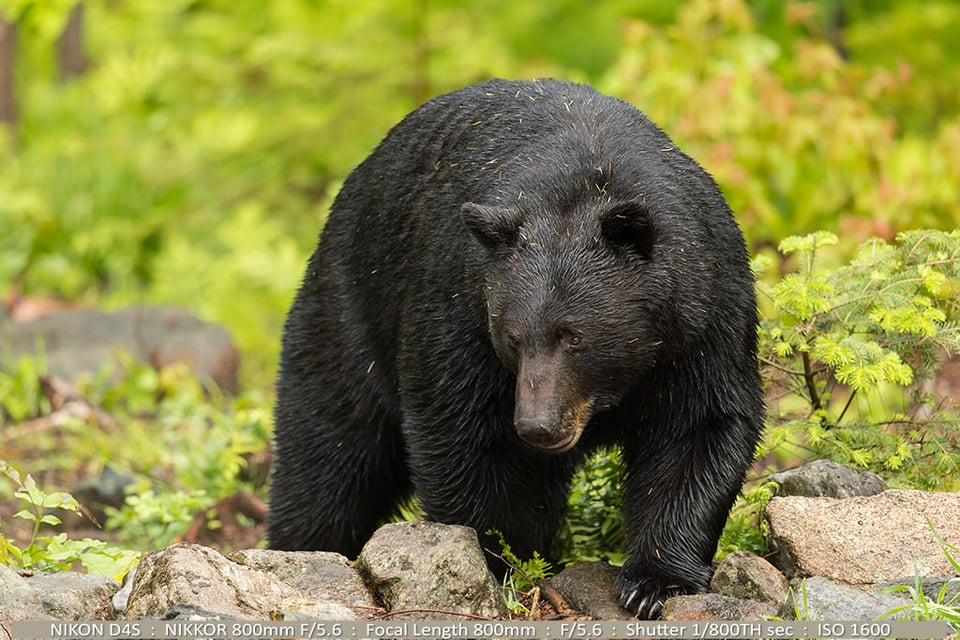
[462, 195, 697, 453]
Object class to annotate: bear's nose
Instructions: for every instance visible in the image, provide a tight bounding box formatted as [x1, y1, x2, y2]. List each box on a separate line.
[516, 415, 575, 453]
[515, 415, 554, 445]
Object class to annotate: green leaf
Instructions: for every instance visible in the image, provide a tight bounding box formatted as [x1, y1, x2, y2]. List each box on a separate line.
[13, 509, 37, 522]
[778, 231, 838, 256]
[773, 340, 794, 357]
[42, 492, 80, 512]
[39, 514, 62, 527]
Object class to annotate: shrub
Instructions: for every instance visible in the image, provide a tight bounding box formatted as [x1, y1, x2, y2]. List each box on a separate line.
[757, 229, 960, 490]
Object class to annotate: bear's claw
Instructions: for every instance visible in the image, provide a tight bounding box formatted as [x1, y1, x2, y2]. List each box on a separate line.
[615, 575, 687, 620]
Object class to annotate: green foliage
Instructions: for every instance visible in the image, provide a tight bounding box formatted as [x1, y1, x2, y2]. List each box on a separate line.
[716, 480, 776, 559]
[74, 359, 271, 499]
[601, 0, 960, 243]
[2, 358, 272, 550]
[0, 351, 47, 424]
[105, 483, 210, 548]
[758, 229, 960, 489]
[0, 460, 140, 581]
[555, 447, 625, 566]
[486, 529, 553, 615]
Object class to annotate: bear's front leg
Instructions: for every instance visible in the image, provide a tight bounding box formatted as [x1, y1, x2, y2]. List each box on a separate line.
[615, 412, 758, 619]
[404, 413, 580, 571]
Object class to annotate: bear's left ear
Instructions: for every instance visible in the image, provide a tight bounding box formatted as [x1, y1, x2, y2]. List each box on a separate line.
[462, 203, 524, 250]
[599, 200, 656, 260]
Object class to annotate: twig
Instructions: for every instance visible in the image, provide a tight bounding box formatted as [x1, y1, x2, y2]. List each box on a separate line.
[801, 351, 824, 415]
[835, 389, 857, 425]
[539, 579, 571, 614]
[377, 608, 491, 620]
[484, 548, 538, 589]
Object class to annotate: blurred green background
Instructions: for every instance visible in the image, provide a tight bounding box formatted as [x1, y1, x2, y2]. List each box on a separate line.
[2, 0, 959, 389]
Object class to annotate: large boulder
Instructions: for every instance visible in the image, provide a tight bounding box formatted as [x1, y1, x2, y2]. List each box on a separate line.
[765, 490, 960, 585]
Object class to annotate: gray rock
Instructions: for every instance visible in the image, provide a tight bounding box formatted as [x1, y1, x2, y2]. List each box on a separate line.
[710, 551, 790, 607]
[110, 556, 149, 616]
[662, 593, 779, 621]
[768, 459, 886, 498]
[764, 490, 960, 585]
[781, 576, 907, 620]
[355, 521, 505, 620]
[0, 564, 119, 623]
[873, 576, 960, 603]
[550, 562, 633, 620]
[0, 306, 239, 393]
[122, 543, 300, 619]
[229, 549, 377, 609]
[0, 564, 54, 637]
[29, 571, 119, 620]
[0, 563, 39, 607]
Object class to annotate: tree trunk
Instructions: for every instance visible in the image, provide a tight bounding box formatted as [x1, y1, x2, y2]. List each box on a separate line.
[58, 3, 88, 82]
[0, 16, 16, 127]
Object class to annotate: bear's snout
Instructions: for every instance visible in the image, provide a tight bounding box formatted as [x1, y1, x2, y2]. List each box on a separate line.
[514, 357, 589, 453]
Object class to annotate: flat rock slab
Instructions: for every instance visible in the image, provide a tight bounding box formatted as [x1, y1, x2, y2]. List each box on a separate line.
[765, 490, 960, 585]
[0, 563, 118, 628]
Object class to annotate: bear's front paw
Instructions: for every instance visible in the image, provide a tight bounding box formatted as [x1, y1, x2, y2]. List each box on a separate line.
[614, 572, 689, 620]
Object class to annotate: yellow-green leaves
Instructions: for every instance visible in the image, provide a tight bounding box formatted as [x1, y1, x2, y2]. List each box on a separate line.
[758, 229, 960, 490]
[773, 273, 834, 321]
[777, 231, 839, 256]
[812, 335, 913, 392]
[869, 299, 946, 338]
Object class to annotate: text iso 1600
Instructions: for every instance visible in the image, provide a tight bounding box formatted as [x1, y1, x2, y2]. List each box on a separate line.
[817, 622, 893, 638]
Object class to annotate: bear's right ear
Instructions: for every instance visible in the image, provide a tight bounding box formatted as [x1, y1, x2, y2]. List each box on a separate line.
[461, 203, 524, 250]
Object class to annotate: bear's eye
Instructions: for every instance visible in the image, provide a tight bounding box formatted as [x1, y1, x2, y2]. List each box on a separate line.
[564, 332, 583, 349]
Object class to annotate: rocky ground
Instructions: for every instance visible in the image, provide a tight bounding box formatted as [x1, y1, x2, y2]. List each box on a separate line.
[2, 460, 959, 637]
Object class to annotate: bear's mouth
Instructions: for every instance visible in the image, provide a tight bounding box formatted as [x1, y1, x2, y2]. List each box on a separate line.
[534, 430, 579, 454]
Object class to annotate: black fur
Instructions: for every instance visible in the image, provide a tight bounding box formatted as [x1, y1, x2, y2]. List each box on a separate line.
[268, 78, 764, 620]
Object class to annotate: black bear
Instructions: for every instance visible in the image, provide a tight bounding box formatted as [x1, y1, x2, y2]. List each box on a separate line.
[268, 78, 763, 619]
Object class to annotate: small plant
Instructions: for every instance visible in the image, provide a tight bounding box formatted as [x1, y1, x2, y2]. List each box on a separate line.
[716, 478, 776, 559]
[486, 529, 554, 615]
[105, 481, 212, 548]
[789, 578, 817, 621]
[878, 521, 960, 631]
[0, 352, 48, 426]
[0, 460, 140, 581]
